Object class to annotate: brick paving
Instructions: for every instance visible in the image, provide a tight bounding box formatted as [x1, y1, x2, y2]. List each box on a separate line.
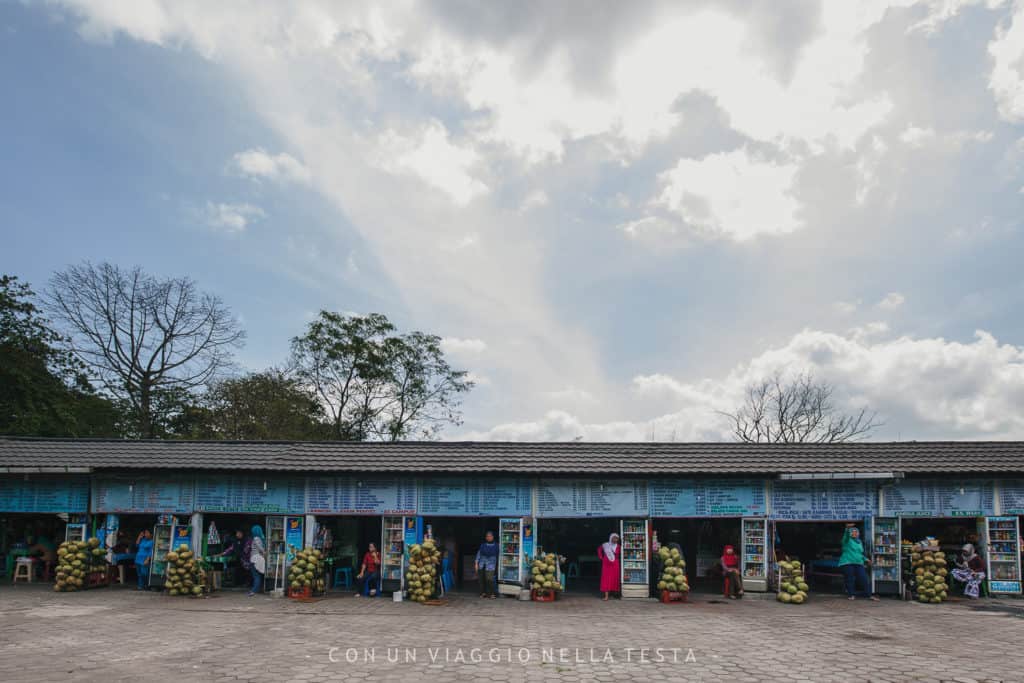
[1, 585, 1023, 682]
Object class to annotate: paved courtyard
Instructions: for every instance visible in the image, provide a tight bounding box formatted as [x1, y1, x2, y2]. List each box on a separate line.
[2, 585, 1023, 682]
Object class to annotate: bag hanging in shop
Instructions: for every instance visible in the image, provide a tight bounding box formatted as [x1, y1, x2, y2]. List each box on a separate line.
[207, 521, 220, 546]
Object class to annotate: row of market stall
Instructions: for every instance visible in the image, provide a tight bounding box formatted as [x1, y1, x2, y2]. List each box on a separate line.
[3, 472, 1023, 597]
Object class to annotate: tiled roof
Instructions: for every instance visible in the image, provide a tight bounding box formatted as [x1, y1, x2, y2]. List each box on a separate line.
[1, 437, 1023, 475]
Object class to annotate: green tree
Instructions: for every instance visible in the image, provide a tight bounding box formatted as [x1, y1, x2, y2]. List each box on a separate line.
[199, 370, 327, 440]
[291, 312, 472, 441]
[0, 275, 120, 436]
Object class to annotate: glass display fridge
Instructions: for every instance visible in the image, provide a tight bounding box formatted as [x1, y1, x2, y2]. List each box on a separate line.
[148, 522, 175, 588]
[741, 518, 768, 592]
[265, 515, 303, 591]
[498, 517, 525, 596]
[64, 516, 87, 543]
[984, 516, 1022, 594]
[869, 517, 901, 595]
[381, 515, 408, 593]
[620, 519, 649, 598]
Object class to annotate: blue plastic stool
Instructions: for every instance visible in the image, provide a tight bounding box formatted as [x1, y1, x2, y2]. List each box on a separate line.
[333, 567, 353, 589]
[567, 562, 580, 578]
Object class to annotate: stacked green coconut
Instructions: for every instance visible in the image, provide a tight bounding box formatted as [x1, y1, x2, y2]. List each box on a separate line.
[287, 547, 326, 595]
[529, 552, 562, 597]
[911, 542, 948, 604]
[776, 559, 809, 605]
[164, 544, 206, 597]
[405, 539, 440, 603]
[655, 546, 689, 594]
[54, 537, 107, 592]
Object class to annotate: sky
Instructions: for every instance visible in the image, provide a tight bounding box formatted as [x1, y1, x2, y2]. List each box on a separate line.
[3, 0, 1024, 442]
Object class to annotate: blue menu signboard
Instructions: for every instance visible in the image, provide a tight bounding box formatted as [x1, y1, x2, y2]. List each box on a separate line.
[193, 476, 305, 514]
[304, 477, 416, 515]
[650, 479, 766, 517]
[883, 479, 994, 517]
[536, 479, 648, 518]
[419, 478, 532, 516]
[770, 480, 877, 520]
[0, 477, 89, 513]
[998, 481, 1024, 515]
[91, 476, 194, 513]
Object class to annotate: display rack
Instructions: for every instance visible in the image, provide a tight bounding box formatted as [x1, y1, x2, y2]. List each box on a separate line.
[620, 519, 648, 598]
[499, 519, 521, 583]
[985, 516, 1022, 594]
[741, 518, 767, 591]
[265, 516, 286, 587]
[871, 517, 901, 595]
[149, 523, 174, 589]
[381, 515, 405, 592]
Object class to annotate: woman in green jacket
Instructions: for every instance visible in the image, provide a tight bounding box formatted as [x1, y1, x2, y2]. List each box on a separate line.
[839, 524, 879, 601]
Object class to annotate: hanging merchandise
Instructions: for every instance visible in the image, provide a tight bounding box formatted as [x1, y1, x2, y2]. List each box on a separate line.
[164, 543, 208, 597]
[908, 539, 949, 604]
[287, 547, 326, 599]
[207, 521, 220, 547]
[656, 545, 689, 603]
[55, 537, 110, 591]
[776, 559, 809, 604]
[405, 539, 441, 603]
[529, 552, 563, 601]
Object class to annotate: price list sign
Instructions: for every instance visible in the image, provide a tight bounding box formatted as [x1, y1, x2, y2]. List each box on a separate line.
[649, 479, 766, 517]
[999, 480, 1024, 515]
[884, 479, 993, 517]
[91, 476, 194, 513]
[193, 475, 304, 514]
[0, 477, 89, 513]
[304, 477, 416, 515]
[419, 478, 531, 516]
[537, 479, 648, 518]
[770, 480, 876, 520]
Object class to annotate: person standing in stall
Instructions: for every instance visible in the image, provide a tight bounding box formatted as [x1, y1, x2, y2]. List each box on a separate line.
[721, 544, 744, 599]
[134, 529, 154, 591]
[598, 533, 621, 601]
[839, 524, 879, 601]
[355, 543, 381, 597]
[475, 531, 499, 599]
[248, 525, 266, 597]
[217, 530, 247, 586]
[952, 543, 986, 598]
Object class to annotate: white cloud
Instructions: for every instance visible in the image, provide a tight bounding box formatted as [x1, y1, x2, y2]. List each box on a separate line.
[878, 292, 906, 309]
[441, 337, 488, 355]
[518, 190, 549, 213]
[469, 328, 1024, 441]
[655, 148, 801, 241]
[232, 148, 312, 184]
[833, 300, 861, 315]
[204, 202, 265, 232]
[377, 120, 488, 206]
[990, 2, 1024, 122]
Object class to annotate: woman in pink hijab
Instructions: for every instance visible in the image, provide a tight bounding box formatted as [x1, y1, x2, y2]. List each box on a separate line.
[598, 533, 621, 601]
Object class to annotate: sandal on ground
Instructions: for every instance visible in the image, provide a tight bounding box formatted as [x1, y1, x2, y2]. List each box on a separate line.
[848, 596, 855, 600]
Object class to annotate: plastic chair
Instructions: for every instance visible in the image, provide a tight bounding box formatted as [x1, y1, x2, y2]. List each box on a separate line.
[440, 557, 455, 592]
[333, 566, 353, 589]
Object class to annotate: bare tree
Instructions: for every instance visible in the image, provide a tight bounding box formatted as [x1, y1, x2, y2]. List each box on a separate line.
[48, 263, 244, 438]
[720, 371, 881, 443]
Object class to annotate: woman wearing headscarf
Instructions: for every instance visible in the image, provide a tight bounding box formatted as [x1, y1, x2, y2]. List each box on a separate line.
[474, 531, 499, 599]
[721, 544, 744, 599]
[839, 524, 879, 601]
[247, 525, 266, 597]
[598, 532, 621, 601]
[952, 543, 985, 598]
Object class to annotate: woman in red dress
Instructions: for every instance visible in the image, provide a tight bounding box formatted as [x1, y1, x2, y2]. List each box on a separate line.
[598, 533, 621, 601]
